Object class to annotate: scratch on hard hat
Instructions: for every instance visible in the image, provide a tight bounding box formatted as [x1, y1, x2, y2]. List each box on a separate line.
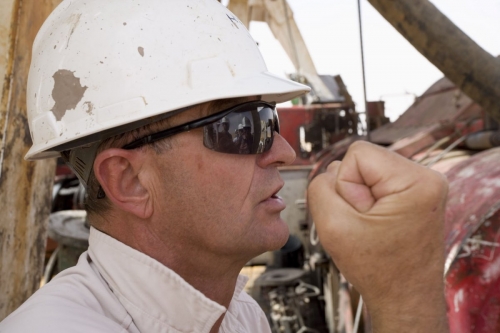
[65, 13, 82, 49]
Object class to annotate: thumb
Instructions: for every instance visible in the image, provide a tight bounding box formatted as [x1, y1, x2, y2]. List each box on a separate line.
[333, 160, 375, 214]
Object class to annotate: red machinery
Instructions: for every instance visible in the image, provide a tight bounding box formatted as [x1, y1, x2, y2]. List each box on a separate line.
[275, 76, 500, 332]
[444, 149, 500, 333]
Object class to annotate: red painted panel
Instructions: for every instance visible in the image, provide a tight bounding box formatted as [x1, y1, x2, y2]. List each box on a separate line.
[444, 148, 500, 333]
[277, 106, 314, 165]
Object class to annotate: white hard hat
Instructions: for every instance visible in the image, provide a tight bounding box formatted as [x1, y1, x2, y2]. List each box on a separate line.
[25, 0, 309, 184]
[26, 0, 309, 159]
[241, 117, 252, 128]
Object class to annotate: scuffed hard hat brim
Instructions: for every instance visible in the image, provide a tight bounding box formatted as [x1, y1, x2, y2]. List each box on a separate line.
[25, 71, 310, 161]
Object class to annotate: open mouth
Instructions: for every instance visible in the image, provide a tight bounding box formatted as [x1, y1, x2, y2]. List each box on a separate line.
[269, 184, 283, 200]
[260, 180, 284, 203]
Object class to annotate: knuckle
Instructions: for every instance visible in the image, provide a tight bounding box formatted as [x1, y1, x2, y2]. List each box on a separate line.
[349, 140, 370, 152]
[420, 168, 449, 200]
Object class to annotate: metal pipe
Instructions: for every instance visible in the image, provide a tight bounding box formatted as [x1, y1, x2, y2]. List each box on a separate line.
[353, 296, 364, 332]
[465, 131, 500, 150]
[415, 135, 452, 164]
[367, 0, 500, 122]
[41, 246, 61, 287]
[426, 135, 467, 168]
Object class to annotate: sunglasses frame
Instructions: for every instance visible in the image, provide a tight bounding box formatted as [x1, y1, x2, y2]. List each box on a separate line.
[122, 100, 279, 151]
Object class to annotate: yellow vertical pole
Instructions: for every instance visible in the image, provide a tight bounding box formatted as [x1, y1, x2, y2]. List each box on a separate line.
[0, 0, 61, 320]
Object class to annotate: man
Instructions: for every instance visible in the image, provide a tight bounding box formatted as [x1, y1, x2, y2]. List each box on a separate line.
[234, 117, 254, 154]
[0, 0, 449, 332]
[216, 117, 234, 153]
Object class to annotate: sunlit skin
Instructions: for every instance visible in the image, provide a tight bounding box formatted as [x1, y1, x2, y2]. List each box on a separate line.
[92, 99, 295, 333]
[308, 141, 449, 333]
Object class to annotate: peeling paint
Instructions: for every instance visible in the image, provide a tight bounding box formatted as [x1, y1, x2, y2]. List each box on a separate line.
[481, 178, 500, 188]
[482, 249, 500, 284]
[138, 46, 144, 57]
[0, 0, 19, 181]
[445, 148, 500, 331]
[50, 70, 88, 121]
[0, 0, 60, 318]
[83, 101, 94, 115]
[478, 187, 495, 197]
[460, 193, 466, 204]
[457, 166, 475, 178]
[454, 288, 464, 313]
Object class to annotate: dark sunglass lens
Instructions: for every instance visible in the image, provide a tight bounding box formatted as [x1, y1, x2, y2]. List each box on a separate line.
[257, 107, 275, 153]
[202, 103, 277, 155]
[203, 110, 255, 154]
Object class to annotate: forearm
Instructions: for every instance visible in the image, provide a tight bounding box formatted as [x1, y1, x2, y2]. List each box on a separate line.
[367, 273, 449, 333]
[370, 303, 448, 333]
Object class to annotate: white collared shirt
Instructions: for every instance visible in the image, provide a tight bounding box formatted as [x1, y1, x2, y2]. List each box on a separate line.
[0, 227, 272, 333]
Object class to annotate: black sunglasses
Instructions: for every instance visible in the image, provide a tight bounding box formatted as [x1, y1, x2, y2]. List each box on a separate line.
[122, 100, 280, 155]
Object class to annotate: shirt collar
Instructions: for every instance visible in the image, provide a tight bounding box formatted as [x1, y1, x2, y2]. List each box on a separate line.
[88, 227, 249, 333]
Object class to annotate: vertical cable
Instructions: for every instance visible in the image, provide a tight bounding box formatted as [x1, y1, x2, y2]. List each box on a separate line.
[357, 0, 370, 140]
[353, 296, 364, 332]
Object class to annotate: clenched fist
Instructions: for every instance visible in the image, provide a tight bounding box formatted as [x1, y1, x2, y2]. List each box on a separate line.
[308, 141, 449, 332]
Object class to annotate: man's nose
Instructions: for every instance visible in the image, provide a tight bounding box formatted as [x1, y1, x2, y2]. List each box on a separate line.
[257, 132, 296, 168]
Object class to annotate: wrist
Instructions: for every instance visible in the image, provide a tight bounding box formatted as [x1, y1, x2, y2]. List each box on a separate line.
[366, 280, 449, 333]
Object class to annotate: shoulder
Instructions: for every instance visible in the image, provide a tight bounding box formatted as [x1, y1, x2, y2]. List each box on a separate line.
[0, 253, 131, 333]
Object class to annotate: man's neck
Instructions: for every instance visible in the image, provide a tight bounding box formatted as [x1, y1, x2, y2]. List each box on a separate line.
[165, 253, 242, 333]
[104, 219, 248, 308]
[142, 230, 248, 333]
[164, 249, 243, 308]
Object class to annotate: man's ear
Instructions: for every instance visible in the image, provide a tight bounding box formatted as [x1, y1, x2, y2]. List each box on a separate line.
[93, 148, 153, 219]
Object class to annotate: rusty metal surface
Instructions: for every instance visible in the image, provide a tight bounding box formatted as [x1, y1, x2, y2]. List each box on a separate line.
[370, 77, 481, 145]
[0, 0, 60, 320]
[0, 0, 16, 97]
[443, 148, 500, 333]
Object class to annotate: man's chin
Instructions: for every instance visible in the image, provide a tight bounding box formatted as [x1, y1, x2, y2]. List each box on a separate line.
[239, 216, 290, 261]
[262, 220, 290, 252]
